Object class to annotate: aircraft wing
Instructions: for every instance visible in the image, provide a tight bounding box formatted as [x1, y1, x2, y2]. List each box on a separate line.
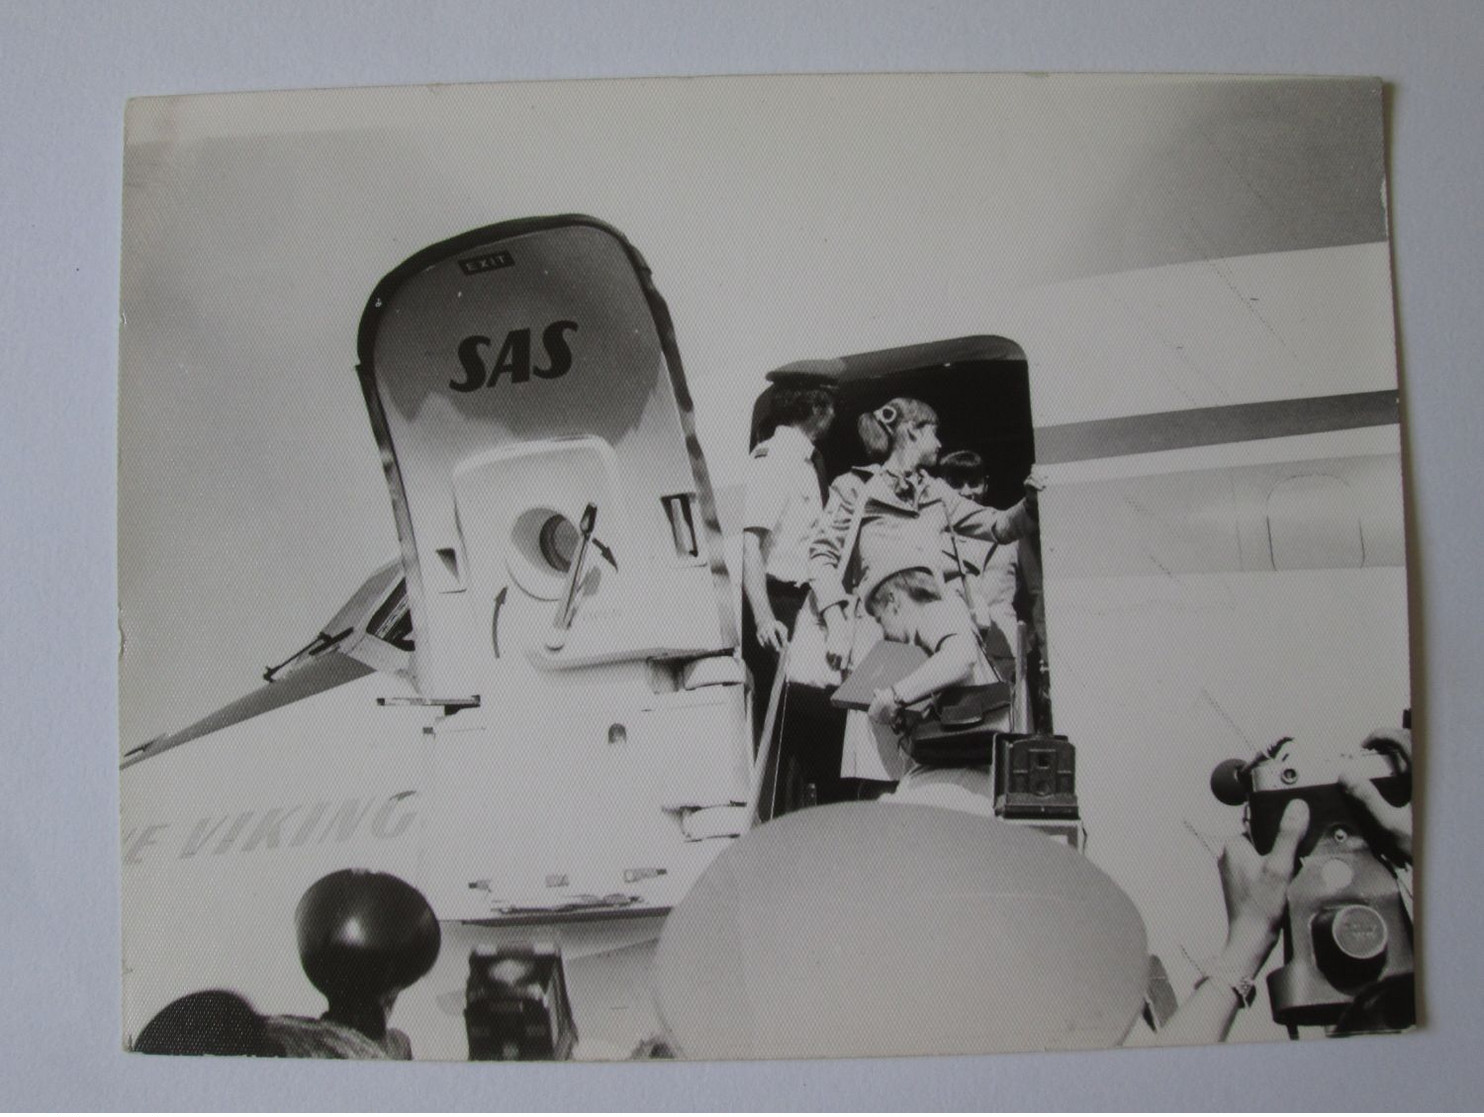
[121, 558, 413, 768]
[120, 652, 376, 769]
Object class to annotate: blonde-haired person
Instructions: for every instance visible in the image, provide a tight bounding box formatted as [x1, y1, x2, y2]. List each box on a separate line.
[807, 397, 1040, 784]
[858, 556, 999, 812]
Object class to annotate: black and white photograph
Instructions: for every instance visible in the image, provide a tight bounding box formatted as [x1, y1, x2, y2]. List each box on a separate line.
[117, 73, 1415, 1063]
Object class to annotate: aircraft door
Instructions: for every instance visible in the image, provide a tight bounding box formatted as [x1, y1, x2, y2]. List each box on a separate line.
[357, 217, 737, 704]
[356, 218, 749, 921]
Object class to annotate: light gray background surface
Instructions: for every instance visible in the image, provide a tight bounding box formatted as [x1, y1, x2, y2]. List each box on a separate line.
[4, 0, 1482, 1108]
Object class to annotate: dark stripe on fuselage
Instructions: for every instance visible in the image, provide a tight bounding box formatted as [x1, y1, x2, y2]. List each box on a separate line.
[1034, 390, 1399, 464]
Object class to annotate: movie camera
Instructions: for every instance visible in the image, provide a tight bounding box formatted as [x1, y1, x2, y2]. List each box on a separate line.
[1210, 735, 1414, 1034]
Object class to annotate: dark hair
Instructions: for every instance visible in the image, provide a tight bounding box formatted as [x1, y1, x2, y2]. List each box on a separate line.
[936, 449, 987, 487]
[295, 870, 441, 1006]
[770, 386, 835, 429]
[865, 568, 942, 616]
[134, 990, 277, 1056]
[857, 397, 938, 462]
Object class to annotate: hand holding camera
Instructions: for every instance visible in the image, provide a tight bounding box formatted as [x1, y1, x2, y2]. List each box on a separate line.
[1338, 729, 1414, 863]
[1216, 798, 1310, 971]
[1153, 799, 1310, 1045]
[1209, 730, 1414, 1034]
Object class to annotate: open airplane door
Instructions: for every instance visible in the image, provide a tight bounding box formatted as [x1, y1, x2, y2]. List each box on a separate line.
[356, 217, 749, 923]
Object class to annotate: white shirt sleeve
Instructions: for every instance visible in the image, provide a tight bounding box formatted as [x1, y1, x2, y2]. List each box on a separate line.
[742, 449, 787, 536]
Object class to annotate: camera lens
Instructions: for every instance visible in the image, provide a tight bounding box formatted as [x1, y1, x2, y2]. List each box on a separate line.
[1325, 905, 1389, 961]
[1312, 903, 1389, 986]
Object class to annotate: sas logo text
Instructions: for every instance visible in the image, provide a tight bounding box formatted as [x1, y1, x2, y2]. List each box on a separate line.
[451, 321, 578, 391]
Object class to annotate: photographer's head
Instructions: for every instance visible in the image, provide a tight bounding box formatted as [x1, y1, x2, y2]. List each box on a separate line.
[770, 385, 836, 443]
[295, 869, 441, 1040]
[935, 449, 989, 503]
[857, 397, 939, 469]
[863, 563, 941, 642]
[134, 990, 280, 1057]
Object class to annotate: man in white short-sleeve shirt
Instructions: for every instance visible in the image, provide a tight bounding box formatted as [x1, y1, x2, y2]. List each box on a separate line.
[742, 385, 834, 742]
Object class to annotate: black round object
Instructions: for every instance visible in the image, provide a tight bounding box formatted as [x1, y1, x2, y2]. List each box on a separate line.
[294, 870, 441, 1003]
[1210, 757, 1252, 806]
[134, 990, 274, 1056]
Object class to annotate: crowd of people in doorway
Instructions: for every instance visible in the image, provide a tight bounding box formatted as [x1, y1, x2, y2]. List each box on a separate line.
[737, 379, 1414, 1044]
[741, 384, 1047, 812]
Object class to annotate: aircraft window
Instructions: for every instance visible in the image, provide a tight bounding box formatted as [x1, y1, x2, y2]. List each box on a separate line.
[662, 493, 700, 558]
[538, 513, 582, 573]
[508, 506, 592, 601]
[434, 546, 463, 589]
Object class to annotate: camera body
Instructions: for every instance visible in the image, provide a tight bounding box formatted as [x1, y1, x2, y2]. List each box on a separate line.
[994, 733, 1078, 821]
[994, 733, 1083, 849]
[1210, 739, 1413, 1033]
[464, 944, 578, 1060]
